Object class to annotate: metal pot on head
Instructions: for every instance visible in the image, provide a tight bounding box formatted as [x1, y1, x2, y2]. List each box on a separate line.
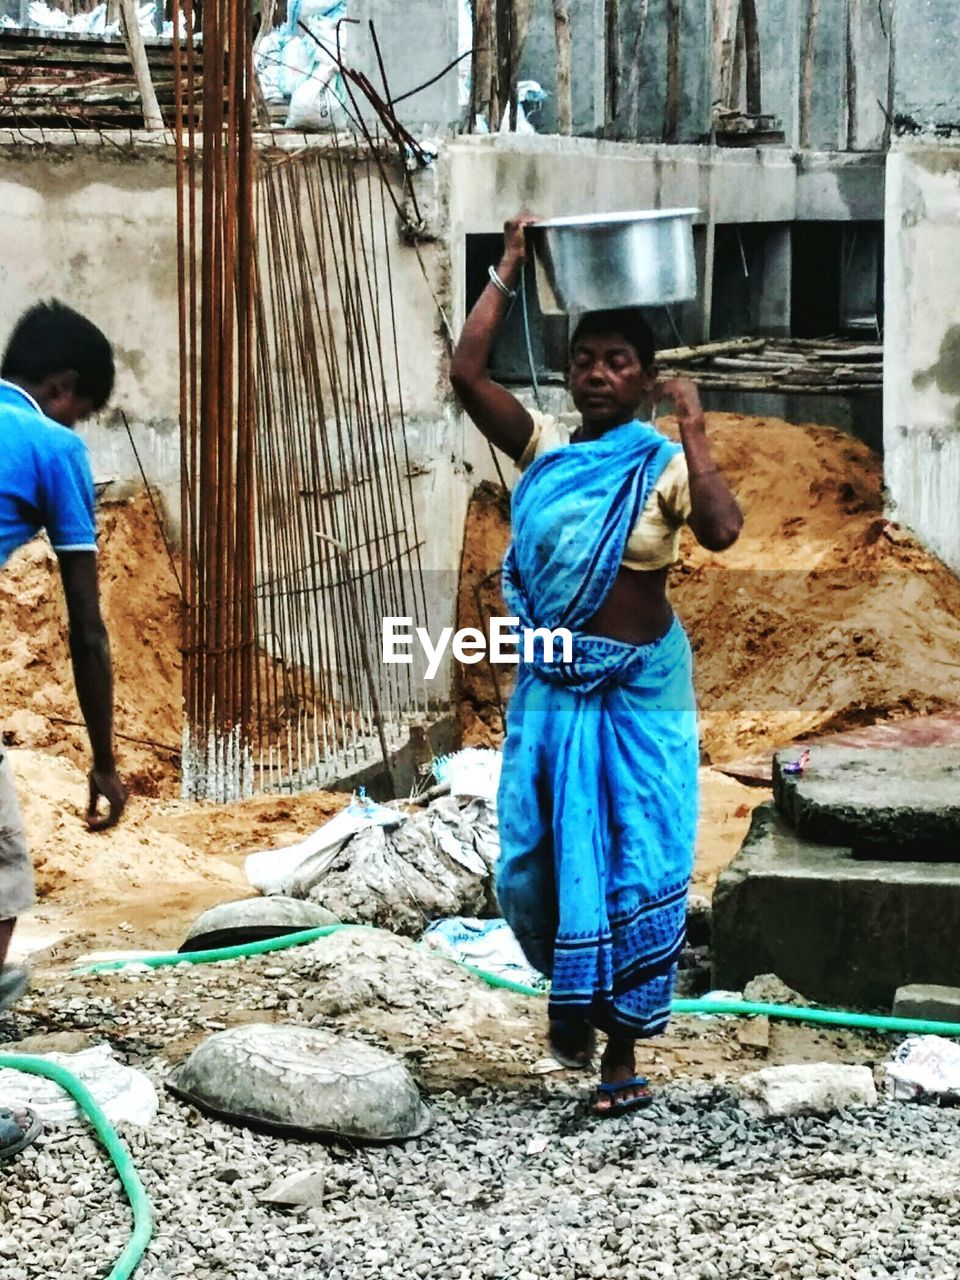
[528, 208, 699, 316]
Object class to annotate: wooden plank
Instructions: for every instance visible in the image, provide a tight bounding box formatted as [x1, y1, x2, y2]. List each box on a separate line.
[663, 0, 681, 142]
[800, 0, 820, 149]
[713, 357, 796, 373]
[552, 0, 572, 136]
[812, 344, 882, 361]
[656, 336, 767, 362]
[623, 0, 649, 140]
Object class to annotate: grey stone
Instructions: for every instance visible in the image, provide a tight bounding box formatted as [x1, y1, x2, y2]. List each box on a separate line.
[743, 974, 809, 1008]
[259, 1163, 328, 1207]
[773, 746, 960, 855]
[180, 897, 340, 953]
[166, 1024, 431, 1142]
[892, 983, 960, 1024]
[713, 803, 960, 1008]
[738, 1064, 878, 1120]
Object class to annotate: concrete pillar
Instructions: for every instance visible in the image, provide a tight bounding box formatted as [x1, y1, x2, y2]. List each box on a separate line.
[884, 145, 960, 574]
[848, 0, 892, 151]
[517, 0, 605, 137]
[757, 224, 791, 337]
[808, 0, 847, 151]
[754, 0, 801, 148]
[348, 0, 462, 131]
[625, 0, 712, 143]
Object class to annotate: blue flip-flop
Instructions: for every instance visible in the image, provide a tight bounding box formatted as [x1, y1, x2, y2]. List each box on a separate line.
[593, 1077, 654, 1117]
[0, 1108, 42, 1161]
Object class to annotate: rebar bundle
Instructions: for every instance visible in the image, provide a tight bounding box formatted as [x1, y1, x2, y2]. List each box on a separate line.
[251, 146, 429, 797]
[174, 8, 428, 801]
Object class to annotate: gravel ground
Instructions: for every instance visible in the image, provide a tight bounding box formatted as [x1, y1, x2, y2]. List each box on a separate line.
[3, 1081, 960, 1280]
[2, 940, 959, 1280]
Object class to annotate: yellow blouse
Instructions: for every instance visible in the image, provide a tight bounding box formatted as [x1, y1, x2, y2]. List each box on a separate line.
[516, 411, 692, 572]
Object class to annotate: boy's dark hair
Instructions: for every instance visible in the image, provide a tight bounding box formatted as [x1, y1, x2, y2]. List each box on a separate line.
[1, 300, 115, 411]
[570, 308, 657, 370]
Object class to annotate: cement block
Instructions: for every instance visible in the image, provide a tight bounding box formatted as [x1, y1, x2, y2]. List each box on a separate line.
[738, 1064, 877, 1120]
[892, 984, 960, 1023]
[773, 746, 960, 855]
[712, 803, 960, 1009]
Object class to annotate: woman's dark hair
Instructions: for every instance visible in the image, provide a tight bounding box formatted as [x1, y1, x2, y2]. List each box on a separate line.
[1, 300, 115, 411]
[570, 309, 657, 370]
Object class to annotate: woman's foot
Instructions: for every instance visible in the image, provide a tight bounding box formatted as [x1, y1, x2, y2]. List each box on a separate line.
[548, 1017, 596, 1070]
[593, 1033, 653, 1115]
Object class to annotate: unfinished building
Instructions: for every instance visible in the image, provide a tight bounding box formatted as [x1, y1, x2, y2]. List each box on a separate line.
[0, 0, 957, 796]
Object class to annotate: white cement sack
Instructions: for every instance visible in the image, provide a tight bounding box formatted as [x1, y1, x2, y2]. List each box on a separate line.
[0, 1043, 159, 1127]
[245, 796, 403, 896]
[884, 1035, 960, 1102]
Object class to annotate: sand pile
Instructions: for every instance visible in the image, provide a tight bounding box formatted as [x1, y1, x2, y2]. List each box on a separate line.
[9, 748, 247, 947]
[675, 413, 960, 762]
[10, 742, 353, 952]
[456, 413, 960, 765]
[0, 494, 182, 796]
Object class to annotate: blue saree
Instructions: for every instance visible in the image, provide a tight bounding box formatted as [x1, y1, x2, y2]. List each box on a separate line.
[495, 419, 699, 1037]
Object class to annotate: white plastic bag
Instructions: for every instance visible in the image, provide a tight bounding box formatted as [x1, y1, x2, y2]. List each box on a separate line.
[432, 747, 503, 800]
[884, 1035, 960, 1102]
[245, 794, 403, 896]
[0, 1043, 159, 1127]
[286, 65, 351, 131]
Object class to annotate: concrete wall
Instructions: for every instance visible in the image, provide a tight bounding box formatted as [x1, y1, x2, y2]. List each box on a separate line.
[443, 136, 885, 368]
[0, 136, 182, 521]
[0, 131, 456, 555]
[0, 129, 893, 712]
[509, 0, 895, 150]
[349, 0, 462, 131]
[884, 145, 960, 574]
[518, 0, 605, 137]
[892, 0, 960, 134]
[0, 129, 889, 498]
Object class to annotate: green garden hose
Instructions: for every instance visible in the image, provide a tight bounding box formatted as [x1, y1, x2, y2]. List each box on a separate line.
[671, 997, 960, 1038]
[74, 923, 353, 974]
[73, 924, 960, 1038]
[0, 1054, 153, 1280]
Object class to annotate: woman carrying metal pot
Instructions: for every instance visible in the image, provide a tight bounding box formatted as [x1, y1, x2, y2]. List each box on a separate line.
[450, 214, 743, 1116]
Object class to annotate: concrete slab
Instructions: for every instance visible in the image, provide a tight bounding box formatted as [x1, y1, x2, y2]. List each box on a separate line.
[773, 745, 960, 855]
[712, 802, 960, 1008]
[714, 712, 960, 788]
[892, 984, 960, 1023]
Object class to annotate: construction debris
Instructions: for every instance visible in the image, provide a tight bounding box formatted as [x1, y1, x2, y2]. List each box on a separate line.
[660, 337, 883, 395]
[0, 30, 203, 129]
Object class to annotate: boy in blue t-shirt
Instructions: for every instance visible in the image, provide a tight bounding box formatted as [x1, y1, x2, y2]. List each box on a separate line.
[0, 301, 127, 1161]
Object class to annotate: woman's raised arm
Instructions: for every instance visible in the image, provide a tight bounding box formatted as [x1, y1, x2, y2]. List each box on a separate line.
[656, 377, 743, 552]
[450, 215, 538, 464]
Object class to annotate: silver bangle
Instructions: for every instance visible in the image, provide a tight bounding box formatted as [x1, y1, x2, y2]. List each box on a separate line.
[488, 264, 517, 299]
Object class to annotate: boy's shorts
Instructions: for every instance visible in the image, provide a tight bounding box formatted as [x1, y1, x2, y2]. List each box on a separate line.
[0, 748, 33, 919]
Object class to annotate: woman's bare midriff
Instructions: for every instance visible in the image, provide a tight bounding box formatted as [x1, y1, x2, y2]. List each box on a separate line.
[582, 565, 674, 647]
